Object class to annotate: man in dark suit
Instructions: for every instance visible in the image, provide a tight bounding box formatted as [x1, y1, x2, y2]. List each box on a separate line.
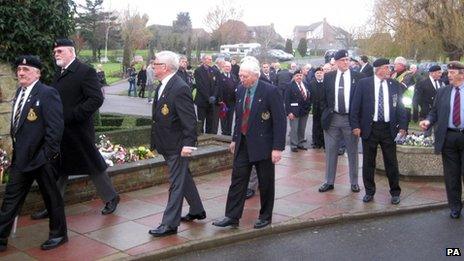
[259, 62, 276, 85]
[359, 55, 374, 77]
[0, 56, 67, 252]
[176, 55, 193, 89]
[319, 50, 364, 193]
[149, 51, 206, 236]
[231, 57, 240, 78]
[309, 67, 325, 149]
[285, 69, 311, 152]
[213, 57, 286, 229]
[275, 63, 292, 97]
[420, 61, 464, 219]
[413, 65, 442, 121]
[194, 54, 220, 134]
[216, 61, 239, 136]
[31, 39, 119, 220]
[351, 58, 408, 205]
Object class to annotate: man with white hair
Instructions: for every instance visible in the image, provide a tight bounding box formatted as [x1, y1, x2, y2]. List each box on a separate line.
[213, 56, 286, 229]
[149, 51, 206, 237]
[31, 39, 120, 220]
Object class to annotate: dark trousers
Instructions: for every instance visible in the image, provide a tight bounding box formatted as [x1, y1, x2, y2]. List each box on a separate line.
[441, 130, 464, 212]
[0, 163, 67, 240]
[361, 122, 401, 196]
[225, 136, 275, 221]
[162, 154, 205, 227]
[311, 109, 324, 147]
[57, 170, 117, 203]
[197, 105, 219, 134]
[138, 83, 146, 98]
[220, 103, 235, 136]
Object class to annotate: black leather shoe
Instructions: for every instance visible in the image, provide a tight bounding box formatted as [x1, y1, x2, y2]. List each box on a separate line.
[450, 210, 461, 219]
[148, 224, 178, 237]
[318, 183, 334, 192]
[31, 209, 49, 220]
[291, 148, 298, 152]
[254, 219, 271, 229]
[0, 238, 7, 252]
[363, 194, 374, 203]
[212, 217, 239, 228]
[391, 196, 400, 205]
[181, 211, 206, 222]
[101, 195, 120, 215]
[297, 146, 308, 151]
[245, 189, 255, 200]
[41, 236, 68, 250]
[351, 184, 360, 193]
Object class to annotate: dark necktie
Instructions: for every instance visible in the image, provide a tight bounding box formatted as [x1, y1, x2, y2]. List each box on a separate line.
[338, 72, 346, 113]
[13, 87, 26, 133]
[378, 80, 385, 122]
[241, 89, 252, 135]
[453, 87, 461, 127]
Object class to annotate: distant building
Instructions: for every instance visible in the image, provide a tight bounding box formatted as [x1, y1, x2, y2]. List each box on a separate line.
[292, 18, 351, 51]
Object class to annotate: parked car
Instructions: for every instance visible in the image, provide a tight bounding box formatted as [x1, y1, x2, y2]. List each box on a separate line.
[324, 49, 337, 63]
[268, 49, 293, 61]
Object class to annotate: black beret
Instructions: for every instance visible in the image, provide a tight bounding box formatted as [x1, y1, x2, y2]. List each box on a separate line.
[15, 55, 42, 69]
[53, 38, 74, 48]
[334, 49, 349, 60]
[373, 58, 390, 68]
[351, 58, 359, 63]
[293, 69, 302, 75]
[447, 61, 464, 70]
[314, 67, 323, 73]
[428, 65, 441, 72]
[360, 55, 369, 63]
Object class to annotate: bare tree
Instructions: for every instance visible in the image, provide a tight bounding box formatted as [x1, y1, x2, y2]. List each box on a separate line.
[121, 10, 152, 69]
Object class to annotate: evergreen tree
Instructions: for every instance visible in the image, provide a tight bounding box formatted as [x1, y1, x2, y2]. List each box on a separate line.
[297, 38, 308, 57]
[284, 39, 293, 54]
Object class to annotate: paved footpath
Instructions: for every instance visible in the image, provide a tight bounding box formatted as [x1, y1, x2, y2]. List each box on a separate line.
[0, 147, 448, 260]
[0, 81, 447, 260]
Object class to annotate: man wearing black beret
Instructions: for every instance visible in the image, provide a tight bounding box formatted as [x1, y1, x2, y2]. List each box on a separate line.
[420, 61, 464, 219]
[0, 56, 67, 251]
[319, 49, 365, 193]
[309, 67, 326, 149]
[30, 39, 120, 220]
[413, 65, 443, 123]
[350, 58, 408, 205]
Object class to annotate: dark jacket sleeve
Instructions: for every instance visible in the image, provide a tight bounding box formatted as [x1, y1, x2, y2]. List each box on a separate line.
[41, 87, 64, 160]
[69, 67, 104, 123]
[350, 79, 363, 130]
[174, 84, 197, 147]
[270, 87, 287, 150]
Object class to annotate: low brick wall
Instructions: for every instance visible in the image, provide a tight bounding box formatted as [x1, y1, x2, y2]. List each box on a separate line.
[0, 135, 233, 214]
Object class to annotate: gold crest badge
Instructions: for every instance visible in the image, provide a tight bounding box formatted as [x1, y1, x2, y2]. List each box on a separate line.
[27, 108, 37, 121]
[261, 111, 270, 120]
[161, 104, 169, 116]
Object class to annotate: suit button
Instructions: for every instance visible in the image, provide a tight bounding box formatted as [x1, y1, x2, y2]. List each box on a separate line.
[260, 134, 263, 137]
[153, 120, 156, 123]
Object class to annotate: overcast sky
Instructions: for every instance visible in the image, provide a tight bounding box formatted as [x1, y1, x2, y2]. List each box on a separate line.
[78, 0, 373, 39]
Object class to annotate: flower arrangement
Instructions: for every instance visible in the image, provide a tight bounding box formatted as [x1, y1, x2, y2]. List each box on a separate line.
[0, 149, 11, 184]
[397, 132, 434, 147]
[97, 135, 155, 166]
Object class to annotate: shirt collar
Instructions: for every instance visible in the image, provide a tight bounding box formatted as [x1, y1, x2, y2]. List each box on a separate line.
[161, 72, 176, 87]
[63, 58, 76, 69]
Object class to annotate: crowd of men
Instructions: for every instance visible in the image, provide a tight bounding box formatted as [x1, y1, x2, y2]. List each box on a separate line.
[2, 39, 464, 251]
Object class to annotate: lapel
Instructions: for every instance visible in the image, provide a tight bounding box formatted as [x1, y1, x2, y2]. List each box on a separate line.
[326, 72, 336, 106]
[387, 80, 395, 116]
[15, 82, 40, 134]
[57, 59, 79, 80]
[236, 87, 245, 118]
[444, 86, 452, 120]
[248, 82, 264, 126]
[10, 87, 22, 132]
[368, 78, 375, 114]
[349, 70, 356, 99]
[155, 76, 175, 111]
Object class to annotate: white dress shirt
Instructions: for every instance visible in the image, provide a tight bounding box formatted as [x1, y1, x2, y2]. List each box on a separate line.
[429, 76, 440, 90]
[12, 80, 38, 122]
[157, 72, 176, 100]
[373, 76, 390, 122]
[334, 69, 351, 113]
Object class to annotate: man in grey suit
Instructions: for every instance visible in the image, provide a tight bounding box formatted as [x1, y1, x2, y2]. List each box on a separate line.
[149, 51, 206, 237]
[420, 61, 464, 219]
[319, 50, 365, 193]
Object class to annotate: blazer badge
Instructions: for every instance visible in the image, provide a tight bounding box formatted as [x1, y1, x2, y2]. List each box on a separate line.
[27, 108, 37, 121]
[392, 94, 398, 107]
[161, 104, 169, 116]
[261, 111, 270, 120]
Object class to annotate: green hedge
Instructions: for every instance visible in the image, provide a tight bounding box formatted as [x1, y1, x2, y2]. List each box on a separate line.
[94, 126, 122, 132]
[98, 126, 152, 147]
[136, 117, 153, 126]
[101, 117, 124, 127]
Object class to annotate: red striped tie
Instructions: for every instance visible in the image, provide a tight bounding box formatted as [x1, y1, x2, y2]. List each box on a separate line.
[453, 87, 461, 127]
[241, 90, 251, 134]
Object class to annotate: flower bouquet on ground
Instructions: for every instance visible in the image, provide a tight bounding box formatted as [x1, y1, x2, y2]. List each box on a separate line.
[97, 135, 155, 166]
[0, 149, 11, 184]
[396, 132, 434, 147]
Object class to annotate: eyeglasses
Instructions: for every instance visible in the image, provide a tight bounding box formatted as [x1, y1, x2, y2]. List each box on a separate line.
[153, 63, 165, 66]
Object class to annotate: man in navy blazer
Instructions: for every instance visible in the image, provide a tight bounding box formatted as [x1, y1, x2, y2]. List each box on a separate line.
[0, 56, 67, 252]
[149, 51, 206, 237]
[420, 61, 464, 219]
[351, 58, 408, 205]
[319, 50, 365, 193]
[213, 56, 286, 229]
[285, 69, 311, 152]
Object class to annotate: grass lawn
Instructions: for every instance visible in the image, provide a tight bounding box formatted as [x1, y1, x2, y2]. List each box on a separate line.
[91, 62, 124, 85]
